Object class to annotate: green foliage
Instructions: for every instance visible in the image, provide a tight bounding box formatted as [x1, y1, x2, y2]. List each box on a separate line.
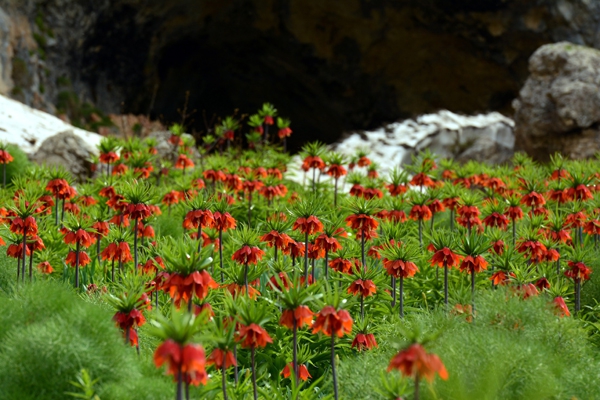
[336, 290, 600, 399]
[0, 280, 171, 399]
[3, 144, 32, 185]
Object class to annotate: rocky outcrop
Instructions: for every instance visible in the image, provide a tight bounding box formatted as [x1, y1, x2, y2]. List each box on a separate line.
[31, 131, 96, 181]
[513, 42, 600, 161]
[0, 1, 599, 150]
[333, 111, 514, 172]
[0, 93, 101, 179]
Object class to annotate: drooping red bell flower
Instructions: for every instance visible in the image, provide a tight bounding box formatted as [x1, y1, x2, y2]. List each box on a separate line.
[387, 343, 448, 382]
[351, 332, 378, 351]
[409, 204, 432, 221]
[553, 296, 571, 317]
[430, 247, 461, 268]
[345, 214, 378, 233]
[383, 259, 419, 278]
[293, 215, 323, 235]
[154, 339, 207, 386]
[236, 323, 273, 348]
[207, 348, 237, 369]
[521, 191, 546, 208]
[183, 209, 214, 230]
[63, 228, 96, 248]
[37, 260, 54, 274]
[410, 173, 435, 187]
[261, 230, 293, 250]
[174, 154, 195, 170]
[565, 261, 592, 281]
[231, 245, 265, 265]
[101, 242, 133, 263]
[279, 305, 314, 329]
[347, 279, 377, 297]
[282, 363, 311, 381]
[459, 255, 488, 273]
[65, 251, 91, 267]
[311, 306, 353, 338]
[483, 212, 509, 230]
[213, 211, 237, 232]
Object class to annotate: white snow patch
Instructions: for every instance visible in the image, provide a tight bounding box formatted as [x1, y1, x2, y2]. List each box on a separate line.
[0, 94, 102, 154]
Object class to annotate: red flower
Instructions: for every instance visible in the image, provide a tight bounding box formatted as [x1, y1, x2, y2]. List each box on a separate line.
[491, 240, 505, 255]
[154, 340, 207, 386]
[213, 211, 236, 232]
[346, 214, 379, 232]
[548, 188, 572, 204]
[126, 203, 153, 220]
[410, 173, 435, 187]
[174, 154, 195, 170]
[409, 205, 432, 221]
[314, 234, 342, 253]
[428, 199, 445, 214]
[553, 296, 571, 317]
[543, 248, 560, 262]
[483, 212, 509, 230]
[565, 261, 592, 281]
[301, 156, 325, 171]
[101, 242, 133, 263]
[37, 261, 54, 274]
[347, 279, 377, 297]
[6, 243, 29, 259]
[207, 348, 237, 369]
[183, 209, 214, 230]
[278, 127, 293, 139]
[490, 271, 511, 286]
[459, 255, 488, 273]
[282, 363, 311, 381]
[505, 206, 524, 221]
[584, 219, 600, 236]
[430, 247, 461, 268]
[327, 164, 347, 178]
[261, 230, 293, 250]
[351, 332, 378, 351]
[521, 191, 546, 207]
[64, 228, 96, 248]
[293, 216, 323, 235]
[312, 306, 353, 337]
[231, 245, 265, 265]
[534, 277, 550, 290]
[113, 309, 146, 330]
[10, 216, 38, 237]
[237, 323, 273, 348]
[0, 149, 14, 164]
[329, 258, 353, 274]
[280, 305, 314, 329]
[568, 184, 593, 201]
[516, 240, 547, 263]
[99, 151, 119, 164]
[225, 282, 261, 299]
[387, 343, 448, 382]
[65, 251, 91, 267]
[383, 259, 419, 278]
[284, 240, 305, 258]
[565, 212, 587, 229]
[516, 283, 539, 299]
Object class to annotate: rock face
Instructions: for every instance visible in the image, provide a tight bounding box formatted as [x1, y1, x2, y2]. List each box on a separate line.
[333, 111, 514, 173]
[513, 42, 600, 161]
[0, 1, 599, 149]
[31, 131, 96, 181]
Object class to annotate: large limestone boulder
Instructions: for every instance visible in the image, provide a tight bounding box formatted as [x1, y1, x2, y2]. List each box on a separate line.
[513, 42, 600, 161]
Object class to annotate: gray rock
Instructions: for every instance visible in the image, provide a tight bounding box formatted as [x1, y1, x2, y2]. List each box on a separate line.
[513, 42, 600, 160]
[31, 130, 95, 181]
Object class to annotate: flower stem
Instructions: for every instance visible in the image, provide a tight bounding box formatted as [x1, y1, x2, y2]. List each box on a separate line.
[21, 234, 26, 282]
[176, 369, 183, 400]
[197, 225, 202, 252]
[399, 276, 404, 318]
[414, 373, 420, 400]
[75, 242, 81, 289]
[221, 361, 228, 400]
[324, 250, 329, 280]
[331, 334, 338, 400]
[134, 218, 139, 269]
[444, 262, 449, 309]
[251, 346, 258, 400]
[361, 234, 366, 271]
[219, 229, 224, 283]
[233, 345, 238, 384]
[304, 231, 309, 286]
[471, 269, 476, 318]
[293, 318, 298, 383]
[244, 262, 249, 295]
